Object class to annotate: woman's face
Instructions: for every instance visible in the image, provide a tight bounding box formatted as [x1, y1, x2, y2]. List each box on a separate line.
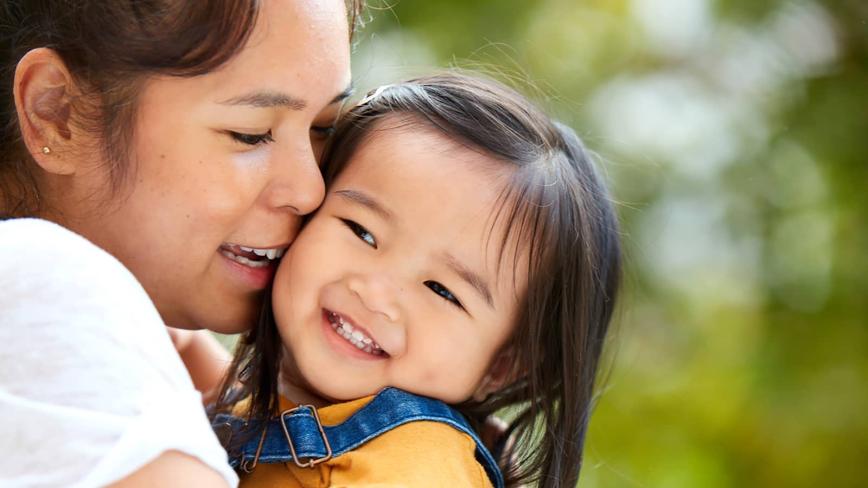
[53, 0, 352, 332]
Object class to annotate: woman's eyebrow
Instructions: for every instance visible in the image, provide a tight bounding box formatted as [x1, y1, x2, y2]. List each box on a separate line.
[441, 252, 494, 309]
[219, 90, 307, 110]
[334, 189, 393, 221]
[331, 84, 355, 104]
[219, 83, 352, 110]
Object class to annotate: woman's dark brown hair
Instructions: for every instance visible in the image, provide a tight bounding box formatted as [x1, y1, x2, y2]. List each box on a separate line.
[0, 0, 364, 218]
[215, 73, 622, 487]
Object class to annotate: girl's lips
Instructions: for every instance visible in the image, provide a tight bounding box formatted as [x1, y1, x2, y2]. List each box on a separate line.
[321, 310, 388, 361]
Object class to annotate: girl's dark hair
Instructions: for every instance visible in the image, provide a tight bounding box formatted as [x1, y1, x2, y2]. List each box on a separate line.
[0, 0, 364, 218]
[215, 73, 622, 487]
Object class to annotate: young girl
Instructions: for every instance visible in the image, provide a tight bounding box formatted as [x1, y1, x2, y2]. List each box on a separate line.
[210, 73, 622, 487]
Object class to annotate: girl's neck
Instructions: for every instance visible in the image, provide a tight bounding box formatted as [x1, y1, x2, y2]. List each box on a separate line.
[278, 359, 333, 408]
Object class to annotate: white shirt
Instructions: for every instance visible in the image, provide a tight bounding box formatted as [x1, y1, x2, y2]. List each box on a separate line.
[0, 218, 238, 488]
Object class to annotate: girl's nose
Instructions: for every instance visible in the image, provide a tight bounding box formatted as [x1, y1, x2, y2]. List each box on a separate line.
[265, 141, 326, 215]
[347, 274, 402, 323]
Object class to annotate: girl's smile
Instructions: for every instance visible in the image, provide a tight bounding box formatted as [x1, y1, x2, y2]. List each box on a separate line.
[323, 309, 388, 358]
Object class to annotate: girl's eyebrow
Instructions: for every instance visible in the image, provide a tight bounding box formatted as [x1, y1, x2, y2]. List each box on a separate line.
[334, 189, 394, 221]
[441, 252, 494, 309]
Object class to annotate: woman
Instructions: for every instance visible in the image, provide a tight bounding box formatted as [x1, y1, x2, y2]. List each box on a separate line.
[0, 0, 360, 486]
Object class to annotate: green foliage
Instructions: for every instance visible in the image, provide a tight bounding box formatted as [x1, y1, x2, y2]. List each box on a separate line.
[357, 0, 868, 486]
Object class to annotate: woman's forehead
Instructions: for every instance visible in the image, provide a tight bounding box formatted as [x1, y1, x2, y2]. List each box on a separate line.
[201, 0, 351, 106]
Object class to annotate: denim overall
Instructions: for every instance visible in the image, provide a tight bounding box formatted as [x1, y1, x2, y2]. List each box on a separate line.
[211, 387, 504, 488]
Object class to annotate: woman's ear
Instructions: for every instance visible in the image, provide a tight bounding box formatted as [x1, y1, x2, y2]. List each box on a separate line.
[472, 348, 518, 402]
[13, 48, 78, 175]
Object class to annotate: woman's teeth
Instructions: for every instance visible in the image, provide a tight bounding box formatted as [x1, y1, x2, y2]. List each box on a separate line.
[220, 245, 286, 268]
[220, 250, 271, 268]
[239, 246, 285, 260]
[326, 311, 385, 356]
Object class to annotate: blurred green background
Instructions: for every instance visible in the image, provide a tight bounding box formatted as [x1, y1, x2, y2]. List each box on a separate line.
[348, 0, 868, 486]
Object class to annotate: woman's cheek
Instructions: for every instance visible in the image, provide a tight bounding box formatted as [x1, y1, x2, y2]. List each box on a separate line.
[230, 145, 272, 170]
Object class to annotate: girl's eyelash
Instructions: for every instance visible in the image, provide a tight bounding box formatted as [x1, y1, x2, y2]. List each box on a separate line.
[337, 217, 463, 311]
[228, 130, 274, 146]
[424, 280, 464, 310]
[341, 218, 377, 248]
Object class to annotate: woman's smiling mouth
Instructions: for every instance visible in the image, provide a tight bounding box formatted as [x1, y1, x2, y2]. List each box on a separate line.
[220, 243, 287, 267]
[219, 242, 287, 289]
[324, 309, 387, 357]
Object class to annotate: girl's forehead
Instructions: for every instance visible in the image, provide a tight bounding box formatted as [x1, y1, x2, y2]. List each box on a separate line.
[336, 127, 510, 216]
[342, 123, 511, 182]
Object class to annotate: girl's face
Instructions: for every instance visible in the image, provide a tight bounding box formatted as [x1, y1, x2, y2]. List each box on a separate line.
[51, 0, 352, 332]
[273, 123, 528, 404]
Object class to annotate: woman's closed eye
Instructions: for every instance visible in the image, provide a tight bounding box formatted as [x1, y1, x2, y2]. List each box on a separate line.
[424, 280, 464, 310]
[311, 125, 336, 140]
[341, 219, 377, 248]
[227, 130, 274, 146]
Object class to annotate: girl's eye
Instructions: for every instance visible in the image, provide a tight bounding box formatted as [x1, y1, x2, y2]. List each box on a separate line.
[424, 280, 463, 309]
[341, 219, 377, 248]
[228, 130, 274, 146]
[311, 125, 336, 139]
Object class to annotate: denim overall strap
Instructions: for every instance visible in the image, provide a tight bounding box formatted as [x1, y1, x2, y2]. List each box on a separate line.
[212, 387, 504, 488]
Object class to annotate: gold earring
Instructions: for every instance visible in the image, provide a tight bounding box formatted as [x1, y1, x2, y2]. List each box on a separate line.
[41, 146, 51, 155]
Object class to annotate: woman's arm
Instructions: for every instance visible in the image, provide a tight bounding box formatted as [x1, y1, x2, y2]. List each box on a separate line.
[110, 451, 228, 488]
[169, 328, 233, 403]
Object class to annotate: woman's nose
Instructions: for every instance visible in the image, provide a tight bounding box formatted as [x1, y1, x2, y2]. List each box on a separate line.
[265, 140, 326, 215]
[347, 274, 402, 323]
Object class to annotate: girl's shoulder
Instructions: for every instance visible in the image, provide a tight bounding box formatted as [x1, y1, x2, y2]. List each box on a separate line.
[334, 418, 494, 487]
[327, 389, 497, 487]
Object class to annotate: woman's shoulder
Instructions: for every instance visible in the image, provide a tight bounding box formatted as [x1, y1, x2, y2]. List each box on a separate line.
[0, 217, 178, 387]
[0, 219, 237, 486]
[0, 217, 152, 309]
[0, 217, 124, 270]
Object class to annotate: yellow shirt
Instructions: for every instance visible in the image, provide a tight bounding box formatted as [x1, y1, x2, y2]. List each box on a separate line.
[239, 395, 493, 488]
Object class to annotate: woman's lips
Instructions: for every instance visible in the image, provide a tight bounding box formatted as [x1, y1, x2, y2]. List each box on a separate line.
[321, 309, 389, 360]
[218, 243, 287, 290]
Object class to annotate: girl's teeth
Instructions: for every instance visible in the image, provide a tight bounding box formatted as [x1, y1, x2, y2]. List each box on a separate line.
[327, 311, 384, 355]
